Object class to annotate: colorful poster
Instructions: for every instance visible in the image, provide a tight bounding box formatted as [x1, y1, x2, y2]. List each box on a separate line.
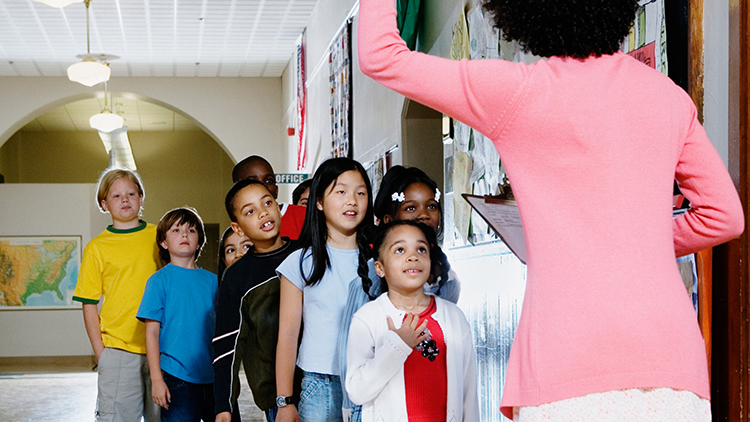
[329, 21, 353, 158]
[0, 236, 81, 307]
[296, 33, 308, 170]
[622, 0, 668, 74]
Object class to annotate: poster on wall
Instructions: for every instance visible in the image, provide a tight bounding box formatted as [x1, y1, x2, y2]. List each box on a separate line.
[296, 32, 308, 171]
[329, 20, 353, 158]
[0, 236, 81, 308]
[621, 0, 668, 74]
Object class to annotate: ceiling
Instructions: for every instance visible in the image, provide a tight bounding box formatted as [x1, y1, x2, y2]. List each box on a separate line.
[20, 97, 200, 132]
[1, 0, 317, 132]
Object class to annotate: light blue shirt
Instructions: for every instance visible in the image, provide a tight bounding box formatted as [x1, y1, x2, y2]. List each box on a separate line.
[137, 264, 217, 384]
[276, 245, 359, 375]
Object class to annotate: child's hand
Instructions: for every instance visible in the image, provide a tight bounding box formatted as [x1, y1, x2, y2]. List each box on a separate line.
[387, 314, 429, 349]
[152, 379, 171, 409]
[216, 412, 232, 422]
[276, 405, 300, 422]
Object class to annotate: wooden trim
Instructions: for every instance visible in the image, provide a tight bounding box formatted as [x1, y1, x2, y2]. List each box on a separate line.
[696, 248, 712, 379]
[0, 356, 96, 374]
[688, 0, 704, 122]
[713, 1, 750, 421]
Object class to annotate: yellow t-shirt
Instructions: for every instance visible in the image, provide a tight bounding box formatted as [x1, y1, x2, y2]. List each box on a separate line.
[73, 221, 160, 354]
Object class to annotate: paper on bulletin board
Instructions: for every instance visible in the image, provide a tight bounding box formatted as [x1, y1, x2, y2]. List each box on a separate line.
[622, 0, 667, 74]
[468, 7, 485, 60]
[483, 15, 500, 59]
[453, 151, 473, 243]
[450, 7, 471, 61]
[473, 131, 501, 185]
[454, 120, 471, 153]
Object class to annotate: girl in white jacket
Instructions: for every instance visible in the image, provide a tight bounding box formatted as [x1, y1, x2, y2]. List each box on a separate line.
[346, 220, 479, 422]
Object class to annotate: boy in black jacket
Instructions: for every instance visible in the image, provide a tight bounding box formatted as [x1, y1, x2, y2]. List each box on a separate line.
[214, 178, 301, 422]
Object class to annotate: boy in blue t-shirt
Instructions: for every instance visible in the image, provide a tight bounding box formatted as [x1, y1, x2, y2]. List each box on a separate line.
[137, 207, 217, 422]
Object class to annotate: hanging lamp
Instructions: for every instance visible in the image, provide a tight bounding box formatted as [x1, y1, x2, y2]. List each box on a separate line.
[67, 0, 111, 87]
[90, 82, 124, 132]
[33, 0, 83, 7]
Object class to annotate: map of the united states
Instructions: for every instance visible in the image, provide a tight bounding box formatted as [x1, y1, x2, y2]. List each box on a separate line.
[0, 238, 79, 306]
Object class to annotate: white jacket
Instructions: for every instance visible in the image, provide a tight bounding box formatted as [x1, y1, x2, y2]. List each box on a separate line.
[346, 293, 479, 422]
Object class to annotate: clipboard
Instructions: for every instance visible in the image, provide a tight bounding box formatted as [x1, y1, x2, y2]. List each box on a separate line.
[462, 193, 527, 264]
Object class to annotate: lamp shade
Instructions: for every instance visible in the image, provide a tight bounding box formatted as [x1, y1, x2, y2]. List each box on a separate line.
[90, 112, 124, 133]
[33, 0, 83, 7]
[67, 60, 110, 87]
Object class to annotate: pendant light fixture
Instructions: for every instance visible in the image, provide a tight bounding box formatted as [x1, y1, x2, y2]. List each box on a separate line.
[33, 0, 83, 7]
[90, 82, 124, 133]
[67, 0, 111, 87]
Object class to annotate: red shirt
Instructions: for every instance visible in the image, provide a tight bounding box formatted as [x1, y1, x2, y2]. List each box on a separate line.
[403, 297, 447, 422]
[280, 203, 306, 240]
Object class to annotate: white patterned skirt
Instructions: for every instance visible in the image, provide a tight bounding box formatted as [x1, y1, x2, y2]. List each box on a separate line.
[513, 388, 710, 422]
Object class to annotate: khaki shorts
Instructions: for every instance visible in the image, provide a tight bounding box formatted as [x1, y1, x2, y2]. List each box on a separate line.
[95, 347, 160, 422]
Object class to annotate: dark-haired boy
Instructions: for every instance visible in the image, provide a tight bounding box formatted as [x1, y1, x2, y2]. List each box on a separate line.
[232, 155, 306, 240]
[213, 179, 302, 422]
[137, 207, 217, 422]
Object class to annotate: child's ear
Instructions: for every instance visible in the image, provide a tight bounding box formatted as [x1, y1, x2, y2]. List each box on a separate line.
[230, 222, 245, 238]
[374, 260, 385, 278]
[100, 200, 109, 212]
[316, 198, 324, 211]
[382, 215, 393, 224]
[160, 240, 168, 250]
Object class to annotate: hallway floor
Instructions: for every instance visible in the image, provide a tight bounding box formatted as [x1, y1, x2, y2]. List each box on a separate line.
[0, 360, 265, 422]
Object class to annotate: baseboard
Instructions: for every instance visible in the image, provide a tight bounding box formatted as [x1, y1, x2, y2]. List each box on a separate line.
[0, 355, 96, 374]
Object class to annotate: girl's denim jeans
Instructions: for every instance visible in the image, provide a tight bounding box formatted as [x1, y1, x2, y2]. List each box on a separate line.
[298, 371, 344, 422]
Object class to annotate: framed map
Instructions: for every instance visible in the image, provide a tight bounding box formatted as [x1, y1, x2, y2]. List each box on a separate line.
[0, 236, 81, 308]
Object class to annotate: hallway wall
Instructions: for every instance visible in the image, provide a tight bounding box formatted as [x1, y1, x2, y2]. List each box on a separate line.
[0, 77, 286, 167]
[0, 183, 109, 357]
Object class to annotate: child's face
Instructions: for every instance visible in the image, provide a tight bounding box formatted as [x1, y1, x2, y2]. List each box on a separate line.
[160, 221, 200, 261]
[100, 177, 142, 225]
[297, 188, 311, 206]
[388, 182, 440, 233]
[317, 170, 368, 238]
[223, 231, 252, 266]
[231, 184, 283, 252]
[237, 162, 279, 199]
[374, 225, 431, 294]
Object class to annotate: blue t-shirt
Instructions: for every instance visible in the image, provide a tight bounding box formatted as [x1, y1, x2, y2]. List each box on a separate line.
[276, 245, 359, 375]
[137, 264, 217, 384]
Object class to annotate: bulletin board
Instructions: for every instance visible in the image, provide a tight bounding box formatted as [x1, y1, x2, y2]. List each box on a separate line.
[329, 20, 353, 159]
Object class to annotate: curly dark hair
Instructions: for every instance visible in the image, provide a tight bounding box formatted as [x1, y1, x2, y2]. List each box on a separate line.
[483, 0, 639, 59]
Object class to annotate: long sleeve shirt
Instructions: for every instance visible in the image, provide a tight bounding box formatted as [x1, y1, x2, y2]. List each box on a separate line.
[357, 0, 745, 417]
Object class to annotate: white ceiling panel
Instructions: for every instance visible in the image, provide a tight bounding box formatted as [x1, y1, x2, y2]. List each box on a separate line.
[1, 0, 313, 78]
[3, 0, 316, 131]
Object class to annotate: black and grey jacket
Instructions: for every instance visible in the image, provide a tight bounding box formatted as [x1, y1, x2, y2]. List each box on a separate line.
[213, 239, 301, 414]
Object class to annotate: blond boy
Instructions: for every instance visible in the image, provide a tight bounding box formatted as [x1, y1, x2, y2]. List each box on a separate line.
[73, 168, 161, 422]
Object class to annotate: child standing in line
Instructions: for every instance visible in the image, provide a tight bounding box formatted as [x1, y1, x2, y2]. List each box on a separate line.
[232, 155, 307, 240]
[275, 158, 374, 422]
[137, 207, 217, 422]
[338, 165, 461, 420]
[216, 226, 253, 283]
[73, 167, 161, 422]
[346, 220, 478, 422]
[213, 179, 302, 422]
[292, 179, 313, 206]
[215, 225, 252, 422]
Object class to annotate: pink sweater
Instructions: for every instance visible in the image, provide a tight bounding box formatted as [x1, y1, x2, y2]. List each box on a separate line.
[357, 0, 745, 417]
